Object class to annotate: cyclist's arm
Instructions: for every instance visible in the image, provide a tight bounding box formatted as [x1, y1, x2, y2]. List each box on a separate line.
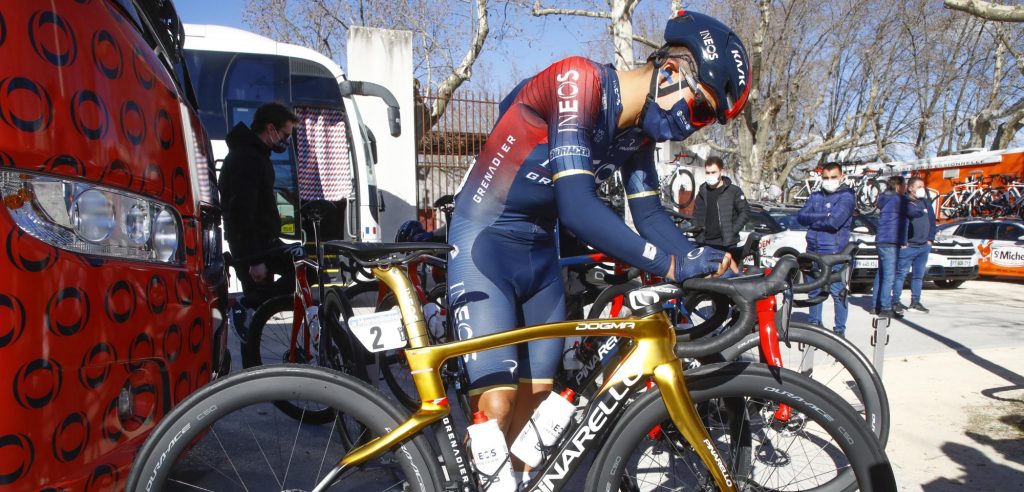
[621, 148, 698, 258]
[546, 59, 670, 275]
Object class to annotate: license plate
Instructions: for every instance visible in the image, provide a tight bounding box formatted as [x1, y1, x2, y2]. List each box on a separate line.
[947, 258, 972, 268]
[856, 259, 878, 269]
[349, 308, 407, 353]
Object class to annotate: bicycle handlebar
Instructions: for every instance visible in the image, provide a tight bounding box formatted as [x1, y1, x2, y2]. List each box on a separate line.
[791, 242, 858, 294]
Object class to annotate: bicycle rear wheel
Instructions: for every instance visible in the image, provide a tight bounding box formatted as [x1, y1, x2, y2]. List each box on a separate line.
[720, 324, 890, 446]
[669, 168, 697, 209]
[587, 362, 896, 492]
[126, 366, 441, 492]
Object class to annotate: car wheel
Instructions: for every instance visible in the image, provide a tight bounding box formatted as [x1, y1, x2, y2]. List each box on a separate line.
[933, 279, 965, 289]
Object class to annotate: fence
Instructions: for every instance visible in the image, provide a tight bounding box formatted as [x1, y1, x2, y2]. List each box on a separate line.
[416, 91, 499, 229]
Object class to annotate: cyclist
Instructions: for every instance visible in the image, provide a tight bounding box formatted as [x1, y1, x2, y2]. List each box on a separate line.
[447, 9, 750, 479]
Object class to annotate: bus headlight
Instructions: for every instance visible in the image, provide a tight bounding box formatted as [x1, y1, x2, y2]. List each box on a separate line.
[153, 208, 179, 262]
[70, 189, 116, 242]
[0, 170, 184, 265]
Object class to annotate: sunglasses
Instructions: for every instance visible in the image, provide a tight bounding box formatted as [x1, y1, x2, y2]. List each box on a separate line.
[656, 65, 718, 128]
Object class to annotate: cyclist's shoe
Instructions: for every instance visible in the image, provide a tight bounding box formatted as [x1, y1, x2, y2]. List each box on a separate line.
[909, 302, 930, 313]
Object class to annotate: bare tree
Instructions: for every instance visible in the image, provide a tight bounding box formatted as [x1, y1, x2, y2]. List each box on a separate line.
[944, 0, 1024, 22]
[531, 0, 642, 69]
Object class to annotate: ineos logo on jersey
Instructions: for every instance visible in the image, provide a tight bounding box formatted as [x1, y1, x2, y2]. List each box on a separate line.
[556, 69, 580, 132]
[700, 30, 718, 60]
[732, 50, 747, 86]
[575, 321, 636, 331]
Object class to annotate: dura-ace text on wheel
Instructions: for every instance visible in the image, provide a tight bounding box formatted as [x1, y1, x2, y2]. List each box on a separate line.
[587, 362, 897, 492]
[125, 366, 440, 492]
[721, 323, 890, 446]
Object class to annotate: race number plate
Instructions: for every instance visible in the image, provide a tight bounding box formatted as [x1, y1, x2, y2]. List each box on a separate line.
[349, 308, 407, 353]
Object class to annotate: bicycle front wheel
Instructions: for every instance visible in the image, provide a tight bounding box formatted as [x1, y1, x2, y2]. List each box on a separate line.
[587, 362, 896, 492]
[126, 366, 441, 492]
[720, 324, 890, 446]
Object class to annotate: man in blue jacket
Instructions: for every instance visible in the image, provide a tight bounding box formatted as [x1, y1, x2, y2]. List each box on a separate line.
[798, 162, 855, 337]
[893, 177, 936, 313]
[872, 176, 924, 318]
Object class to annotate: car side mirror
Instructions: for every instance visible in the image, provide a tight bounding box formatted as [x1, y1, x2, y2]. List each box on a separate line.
[853, 226, 869, 234]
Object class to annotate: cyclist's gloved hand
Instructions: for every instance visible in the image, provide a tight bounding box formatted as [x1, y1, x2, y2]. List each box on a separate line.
[672, 247, 726, 281]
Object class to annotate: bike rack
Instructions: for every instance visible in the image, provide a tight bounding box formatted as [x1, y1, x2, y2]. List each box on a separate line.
[870, 316, 890, 375]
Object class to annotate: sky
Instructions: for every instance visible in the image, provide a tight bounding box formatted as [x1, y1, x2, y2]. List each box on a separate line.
[174, 0, 632, 96]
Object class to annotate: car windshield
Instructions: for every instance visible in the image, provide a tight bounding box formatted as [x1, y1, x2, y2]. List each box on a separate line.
[769, 211, 805, 231]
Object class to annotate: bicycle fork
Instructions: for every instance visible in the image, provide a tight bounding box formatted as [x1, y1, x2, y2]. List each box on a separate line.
[756, 295, 794, 422]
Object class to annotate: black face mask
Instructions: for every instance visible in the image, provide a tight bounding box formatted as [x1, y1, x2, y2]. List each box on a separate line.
[270, 127, 290, 154]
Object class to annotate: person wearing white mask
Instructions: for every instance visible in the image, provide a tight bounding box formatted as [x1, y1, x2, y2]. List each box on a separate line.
[690, 156, 750, 251]
[892, 176, 936, 313]
[797, 162, 855, 337]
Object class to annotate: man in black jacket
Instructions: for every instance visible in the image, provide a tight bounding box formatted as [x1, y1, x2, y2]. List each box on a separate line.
[219, 102, 299, 317]
[691, 156, 750, 250]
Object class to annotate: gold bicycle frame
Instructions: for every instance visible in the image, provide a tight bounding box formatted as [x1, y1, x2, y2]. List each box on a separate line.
[324, 264, 737, 491]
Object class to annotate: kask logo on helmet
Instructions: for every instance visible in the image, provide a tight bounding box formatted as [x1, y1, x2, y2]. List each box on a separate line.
[732, 50, 747, 87]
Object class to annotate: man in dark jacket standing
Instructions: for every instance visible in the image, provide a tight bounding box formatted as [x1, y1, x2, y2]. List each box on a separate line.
[893, 176, 936, 313]
[872, 175, 924, 318]
[219, 102, 299, 318]
[691, 156, 749, 250]
[797, 162, 855, 337]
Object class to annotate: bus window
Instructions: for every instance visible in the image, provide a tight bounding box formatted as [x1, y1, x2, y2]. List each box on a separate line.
[185, 50, 234, 138]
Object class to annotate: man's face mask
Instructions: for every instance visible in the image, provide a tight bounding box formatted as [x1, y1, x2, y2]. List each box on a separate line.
[270, 126, 291, 154]
[640, 63, 718, 142]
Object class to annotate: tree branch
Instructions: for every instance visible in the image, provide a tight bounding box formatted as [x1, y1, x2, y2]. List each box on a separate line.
[633, 34, 659, 49]
[429, 0, 490, 128]
[532, 1, 610, 19]
[944, 0, 1024, 22]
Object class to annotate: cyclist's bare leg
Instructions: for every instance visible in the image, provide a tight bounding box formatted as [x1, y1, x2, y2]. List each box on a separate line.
[471, 386, 517, 432]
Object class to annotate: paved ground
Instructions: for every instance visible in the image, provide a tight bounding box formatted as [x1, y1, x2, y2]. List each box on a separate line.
[797, 277, 1024, 490]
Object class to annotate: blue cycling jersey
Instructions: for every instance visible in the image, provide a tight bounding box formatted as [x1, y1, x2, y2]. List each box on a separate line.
[448, 57, 697, 393]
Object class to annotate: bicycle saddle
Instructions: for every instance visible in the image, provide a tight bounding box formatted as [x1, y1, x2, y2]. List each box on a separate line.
[433, 194, 455, 209]
[300, 200, 336, 221]
[323, 240, 453, 266]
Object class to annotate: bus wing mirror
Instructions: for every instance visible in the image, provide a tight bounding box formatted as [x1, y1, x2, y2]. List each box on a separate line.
[339, 80, 402, 137]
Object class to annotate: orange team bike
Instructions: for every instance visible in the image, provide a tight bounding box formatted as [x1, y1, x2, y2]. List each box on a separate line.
[127, 240, 896, 492]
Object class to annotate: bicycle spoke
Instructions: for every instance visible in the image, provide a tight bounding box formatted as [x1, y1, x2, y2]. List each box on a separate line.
[246, 421, 284, 490]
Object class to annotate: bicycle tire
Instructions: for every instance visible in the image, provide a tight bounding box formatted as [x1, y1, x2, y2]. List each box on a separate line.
[720, 324, 890, 446]
[586, 362, 896, 492]
[669, 168, 697, 209]
[125, 366, 441, 492]
[856, 182, 881, 214]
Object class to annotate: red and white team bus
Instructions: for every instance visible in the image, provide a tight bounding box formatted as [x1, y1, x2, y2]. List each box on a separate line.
[0, 1, 227, 489]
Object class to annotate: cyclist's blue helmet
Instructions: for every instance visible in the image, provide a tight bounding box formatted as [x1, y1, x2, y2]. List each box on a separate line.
[661, 10, 751, 124]
[395, 220, 427, 242]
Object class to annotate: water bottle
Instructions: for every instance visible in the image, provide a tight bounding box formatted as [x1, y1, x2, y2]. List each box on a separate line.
[510, 388, 576, 468]
[467, 411, 516, 491]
